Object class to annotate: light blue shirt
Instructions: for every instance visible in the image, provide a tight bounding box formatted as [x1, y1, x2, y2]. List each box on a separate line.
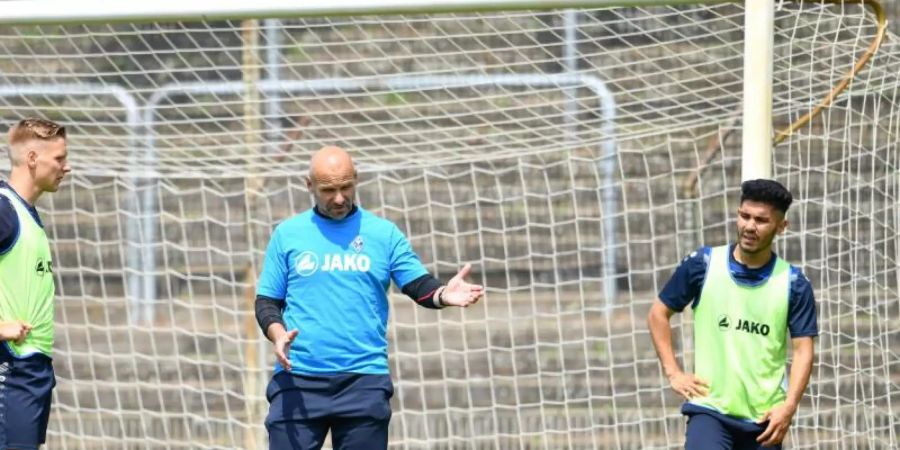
[257, 206, 428, 374]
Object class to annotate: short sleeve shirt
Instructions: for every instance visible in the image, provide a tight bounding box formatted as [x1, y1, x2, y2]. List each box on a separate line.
[257, 206, 428, 374]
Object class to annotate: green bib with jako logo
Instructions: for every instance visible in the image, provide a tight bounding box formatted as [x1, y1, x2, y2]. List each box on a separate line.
[690, 245, 789, 421]
[0, 187, 55, 357]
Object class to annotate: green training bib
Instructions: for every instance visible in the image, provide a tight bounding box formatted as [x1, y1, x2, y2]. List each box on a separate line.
[690, 245, 789, 420]
[0, 187, 55, 356]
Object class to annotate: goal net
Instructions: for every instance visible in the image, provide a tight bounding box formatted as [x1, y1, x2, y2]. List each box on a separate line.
[0, 1, 896, 448]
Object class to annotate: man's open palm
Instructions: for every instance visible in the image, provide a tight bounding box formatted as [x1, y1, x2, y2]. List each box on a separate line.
[439, 263, 484, 307]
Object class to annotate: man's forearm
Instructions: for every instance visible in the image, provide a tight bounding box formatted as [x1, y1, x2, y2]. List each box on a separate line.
[400, 274, 444, 309]
[266, 322, 287, 343]
[255, 295, 285, 339]
[647, 300, 682, 377]
[784, 337, 814, 409]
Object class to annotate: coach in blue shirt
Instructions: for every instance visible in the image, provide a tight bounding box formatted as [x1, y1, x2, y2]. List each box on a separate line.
[255, 146, 484, 450]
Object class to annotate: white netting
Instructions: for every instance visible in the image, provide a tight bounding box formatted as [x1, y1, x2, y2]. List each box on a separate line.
[0, 2, 897, 449]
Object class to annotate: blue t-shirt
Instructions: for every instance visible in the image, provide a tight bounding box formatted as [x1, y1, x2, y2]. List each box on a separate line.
[659, 245, 818, 338]
[0, 181, 43, 255]
[257, 206, 429, 375]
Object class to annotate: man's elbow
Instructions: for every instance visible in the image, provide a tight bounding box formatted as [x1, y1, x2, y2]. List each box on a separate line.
[646, 308, 657, 328]
[647, 301, 672, 324]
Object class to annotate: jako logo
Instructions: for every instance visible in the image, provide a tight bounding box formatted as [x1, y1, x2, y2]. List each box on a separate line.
[734, 319, 770, 336]
[295, 252, 319, 277]
[295, 252, 371, 277]
[718, 314, 770, 336]
[35, 258, 53, 276]
[718, 314, 730, 330]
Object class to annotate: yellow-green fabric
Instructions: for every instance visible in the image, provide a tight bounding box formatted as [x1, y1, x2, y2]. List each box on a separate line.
[690, 245, 789, 420]
[0, 187, 54, 356]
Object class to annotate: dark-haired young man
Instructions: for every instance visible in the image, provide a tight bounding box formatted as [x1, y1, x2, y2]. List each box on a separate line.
[648, 179, 817, 449]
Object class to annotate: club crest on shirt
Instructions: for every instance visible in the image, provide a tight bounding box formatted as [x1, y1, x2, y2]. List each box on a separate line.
[351, 236, 364, 253]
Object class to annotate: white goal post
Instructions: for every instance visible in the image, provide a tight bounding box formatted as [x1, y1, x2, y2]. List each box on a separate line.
[0, 1, 896, 449]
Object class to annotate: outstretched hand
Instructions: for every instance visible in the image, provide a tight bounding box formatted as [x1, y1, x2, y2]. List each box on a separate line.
[0, 320, 31, 345]
[439, 263, 484, 307]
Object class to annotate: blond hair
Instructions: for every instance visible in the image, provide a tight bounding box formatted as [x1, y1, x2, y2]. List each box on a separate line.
[7, 118, 66, 166]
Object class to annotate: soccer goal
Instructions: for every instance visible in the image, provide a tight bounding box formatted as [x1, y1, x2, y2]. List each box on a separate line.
[0, 0, 896, 448]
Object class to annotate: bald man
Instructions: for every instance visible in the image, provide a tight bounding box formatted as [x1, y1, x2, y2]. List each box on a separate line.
[255, 146, 483, 450]
[0, 117, 70, 449]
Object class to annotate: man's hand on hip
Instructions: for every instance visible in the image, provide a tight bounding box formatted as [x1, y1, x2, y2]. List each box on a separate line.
[667, 371, 709, 400]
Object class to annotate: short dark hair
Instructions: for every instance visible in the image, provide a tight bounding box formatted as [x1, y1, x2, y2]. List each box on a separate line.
[740, 179, 793, 214]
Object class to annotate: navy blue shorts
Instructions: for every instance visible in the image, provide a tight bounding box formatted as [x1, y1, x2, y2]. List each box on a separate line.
[265, 371, 393, 450]
[684, 404, 783, 450]
[0, 344, 55, 450]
